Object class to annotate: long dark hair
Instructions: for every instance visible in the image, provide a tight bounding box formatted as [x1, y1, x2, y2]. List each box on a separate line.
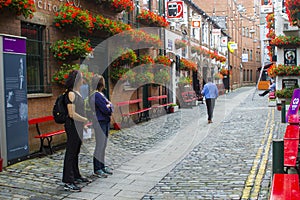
[91, 74, 105, 91]
[65, 70, 82, 90]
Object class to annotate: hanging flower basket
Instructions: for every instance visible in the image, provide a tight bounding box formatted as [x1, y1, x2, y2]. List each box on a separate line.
[105, 0, 134, 13]
[180, 58, 197, 71]
[137, 10, 169, 27]
[135, 55, 155, 67]
[93, 15, 132, 36]
[0, 0, 36, 19]
[175, 39, 187, 49]
[54, 3, 95, 33]
[155, 55, 171, 66]
[119, 29, 162, 48]
[285, 0, 300, 26]
[267, 64, 300, 77]
[110, 48, 137, 67]
[270, 35, 300, 48]
[52, 64, 94, 85]
[50, 37, 93, 61]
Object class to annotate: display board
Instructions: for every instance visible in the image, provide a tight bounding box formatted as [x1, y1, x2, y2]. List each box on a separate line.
[0, 35, 29, 163]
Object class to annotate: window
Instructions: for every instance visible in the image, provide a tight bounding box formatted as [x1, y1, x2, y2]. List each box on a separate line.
[250, 69, 253, 81]
[21, 22, 50, 93]
[250, 50, 253, 61]
[247, 69, 249, 81]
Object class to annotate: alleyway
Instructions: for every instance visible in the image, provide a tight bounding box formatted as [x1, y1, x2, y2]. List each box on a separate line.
[0, 87, 285, 200]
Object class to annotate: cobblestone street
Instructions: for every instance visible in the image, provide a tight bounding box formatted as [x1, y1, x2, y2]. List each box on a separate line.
[0, 87, 286, 199]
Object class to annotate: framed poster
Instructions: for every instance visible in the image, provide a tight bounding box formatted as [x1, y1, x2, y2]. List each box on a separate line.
[284, 48, 297, 66]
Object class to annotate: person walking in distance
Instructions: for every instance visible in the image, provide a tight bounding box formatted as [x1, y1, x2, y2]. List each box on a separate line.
[89, 74, 114, 178]
[201, 77, 219, 124]
[63, 70, 90, 192]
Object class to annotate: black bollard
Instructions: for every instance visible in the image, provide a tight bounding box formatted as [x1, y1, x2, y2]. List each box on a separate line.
[281, 100, 286, 123]
[272, 139, 284, 175]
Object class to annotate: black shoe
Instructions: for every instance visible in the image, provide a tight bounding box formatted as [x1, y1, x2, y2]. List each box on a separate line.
[64, 183, 81, 192]
[74, 177, 91, 184]
[259, 94, 263, 96]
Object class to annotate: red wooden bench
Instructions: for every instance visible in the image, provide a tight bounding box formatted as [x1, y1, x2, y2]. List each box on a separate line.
[148, 95, 172, 116]
[283, 125, 299, 169]
[28, 116, 65, 154]
[270, 174, 300, 200]
[116, 99, 151, 126]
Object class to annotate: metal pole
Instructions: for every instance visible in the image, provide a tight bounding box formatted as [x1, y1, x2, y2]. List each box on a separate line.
[281, 100, 286, 123]
[272, 139, 284, 175]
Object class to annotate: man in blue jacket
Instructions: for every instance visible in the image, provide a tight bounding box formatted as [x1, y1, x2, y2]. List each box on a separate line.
[201, 77, 219, 124]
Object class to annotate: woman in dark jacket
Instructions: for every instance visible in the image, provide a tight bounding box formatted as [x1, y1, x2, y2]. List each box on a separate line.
[90, 74, 113, 177]
[63, 70, 89, 192]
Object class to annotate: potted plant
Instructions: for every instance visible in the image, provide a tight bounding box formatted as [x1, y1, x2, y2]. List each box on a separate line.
[54, 3, 95, 33]
[105, 0, 134, 13]
[175, 39, 187, 49]
[270, 35, 300, 48]
[168, 103, 178, 113]
[285, 0, 300, 26]
[52, 64, 94, 85]
[180, 58, 197, 71]
[137, 10, 169, 27]
[0, 0, 36, 19]
[111, 48, 137, 67]
[275, 86, 299, 105]
[155, 55, 171, 66]
[50, 37, 93, 61]
[135, 55, 155, 66]
[93, 15, 132, 36]
[267, 64, 300, 77]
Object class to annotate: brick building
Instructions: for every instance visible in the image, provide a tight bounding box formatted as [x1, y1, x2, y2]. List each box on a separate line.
[193, 0, 262, 88]
[0, 0, 233, 165]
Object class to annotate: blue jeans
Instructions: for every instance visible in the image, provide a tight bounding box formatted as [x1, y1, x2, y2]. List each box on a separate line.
[93, 121, 109, 172]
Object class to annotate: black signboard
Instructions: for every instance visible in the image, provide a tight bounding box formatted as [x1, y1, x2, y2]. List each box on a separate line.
[284, 48, 297, 66]
[282, 79, 298, 89]
[2, 36, 29, 161]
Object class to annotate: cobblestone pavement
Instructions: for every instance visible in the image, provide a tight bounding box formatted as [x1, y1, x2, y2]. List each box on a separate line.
[0, 87, 286, 199]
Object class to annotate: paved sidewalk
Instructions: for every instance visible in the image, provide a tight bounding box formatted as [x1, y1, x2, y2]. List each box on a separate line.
[0, 87, 286, 199]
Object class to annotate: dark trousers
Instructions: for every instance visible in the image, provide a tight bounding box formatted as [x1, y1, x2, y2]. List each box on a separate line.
[62, 119, 83, 183]
[260, 89, 270, 96]
[205, 98, 216, 121]
[93, 121, 109, 172]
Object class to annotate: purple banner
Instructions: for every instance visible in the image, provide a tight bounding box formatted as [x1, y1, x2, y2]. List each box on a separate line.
[3, 36, 26, 54]
[286, 88, 300, 122]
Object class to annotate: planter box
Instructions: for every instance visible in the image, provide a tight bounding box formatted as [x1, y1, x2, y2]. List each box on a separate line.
[169, 105, 179, 113]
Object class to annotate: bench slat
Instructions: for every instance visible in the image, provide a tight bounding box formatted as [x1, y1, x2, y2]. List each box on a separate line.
[284, 139, 299, 167]
[284, 125, 299, 139]
[34, 130, 65, 138]
[29, 116, 54, 125]
[122, 108, 151, 116]
[270, 174, 300, 200]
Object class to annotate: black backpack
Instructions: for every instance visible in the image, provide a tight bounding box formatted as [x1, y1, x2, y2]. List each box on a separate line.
[53, 92, 68, 124]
